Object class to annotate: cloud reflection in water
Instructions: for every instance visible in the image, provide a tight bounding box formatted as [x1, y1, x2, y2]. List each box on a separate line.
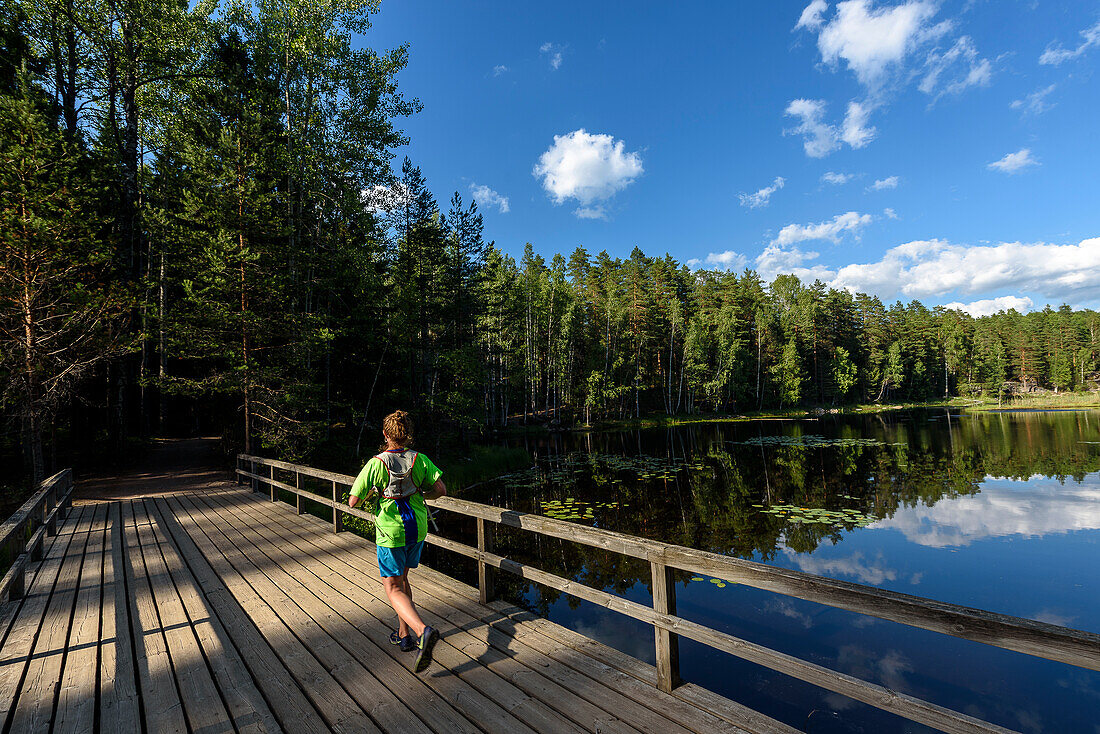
[870, 476, 1100, 547]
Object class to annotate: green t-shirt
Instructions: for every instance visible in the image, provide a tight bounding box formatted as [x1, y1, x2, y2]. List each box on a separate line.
[349, 449, 442, 548]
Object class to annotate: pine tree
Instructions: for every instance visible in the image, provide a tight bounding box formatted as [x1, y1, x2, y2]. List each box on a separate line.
[0, 83, 130, 482]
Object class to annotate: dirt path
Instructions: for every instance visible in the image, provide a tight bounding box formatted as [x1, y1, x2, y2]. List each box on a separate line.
[74, 437, 234, 504]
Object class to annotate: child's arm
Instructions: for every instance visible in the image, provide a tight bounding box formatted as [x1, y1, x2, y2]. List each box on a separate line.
[347, 460, 378, 508]
[422, 479, 446, 501]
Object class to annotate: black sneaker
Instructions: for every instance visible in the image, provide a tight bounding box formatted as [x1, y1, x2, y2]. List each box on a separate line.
[390, 630, 416, 652]
[413, 626, 440, 673]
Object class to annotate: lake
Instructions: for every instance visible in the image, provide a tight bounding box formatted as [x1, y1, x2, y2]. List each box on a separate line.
[429, 409, 1100, 733]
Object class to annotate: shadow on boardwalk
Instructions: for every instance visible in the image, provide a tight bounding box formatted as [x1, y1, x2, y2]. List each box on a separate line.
[74, 436, 229, 504]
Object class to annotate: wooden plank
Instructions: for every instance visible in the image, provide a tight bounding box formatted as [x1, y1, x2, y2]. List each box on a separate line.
[650, 561, 680, 694]
[263, 499, 792, 734]
[380, 562, 760, 734]
[184, 490, 517, 734]
[221, 490, 614, 734]
[142, 499, 281, 734]
[53, 504, 108, 734]
[131, 500, 235, 733]
[218, 488, 626, 734]
[163, 495, 383, 734]
[233, 492, 657, 734]
[8, 504, 95, 732]
[484, 600, 798, 734]
[151, 498, 328, 734]
[99, 502, 141, 734]
[174, 492, 463, 734]
[0, 505, 85, 727]
[122, 499, 189, 734]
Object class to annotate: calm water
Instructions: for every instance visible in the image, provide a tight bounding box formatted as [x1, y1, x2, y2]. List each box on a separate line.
[429, 410, 1100, 733]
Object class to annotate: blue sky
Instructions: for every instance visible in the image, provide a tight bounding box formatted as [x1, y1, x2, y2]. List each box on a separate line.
[365, 1, 1100, 314]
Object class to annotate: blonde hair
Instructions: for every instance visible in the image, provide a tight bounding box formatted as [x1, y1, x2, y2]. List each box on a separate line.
[382, 410, 414, 448]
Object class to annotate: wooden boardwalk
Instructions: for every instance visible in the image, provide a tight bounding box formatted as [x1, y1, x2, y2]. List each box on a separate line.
[0, 484, 797, 734]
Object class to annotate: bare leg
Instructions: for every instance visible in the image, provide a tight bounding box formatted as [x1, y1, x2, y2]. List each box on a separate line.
[384, 572, 426, 638]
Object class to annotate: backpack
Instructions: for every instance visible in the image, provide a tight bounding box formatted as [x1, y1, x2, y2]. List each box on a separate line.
[375, 450, 421, 499]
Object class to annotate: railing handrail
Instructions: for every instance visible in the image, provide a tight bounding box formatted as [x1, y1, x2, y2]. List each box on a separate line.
[0, 468, 74, 602]
[237, 453, 1098, 734]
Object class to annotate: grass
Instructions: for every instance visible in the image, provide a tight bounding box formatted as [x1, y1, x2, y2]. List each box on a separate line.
[961, 391, 1100, 412]
[543, 391, 1100, 430]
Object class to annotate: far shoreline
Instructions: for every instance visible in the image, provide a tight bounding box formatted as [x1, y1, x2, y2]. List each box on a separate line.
[492, 392, 1100, 433]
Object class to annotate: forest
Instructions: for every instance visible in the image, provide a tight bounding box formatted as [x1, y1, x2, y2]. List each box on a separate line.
[3, 0, 1099, 489]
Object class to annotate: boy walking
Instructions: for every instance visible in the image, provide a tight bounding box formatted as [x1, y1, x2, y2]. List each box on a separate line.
[348, 410, 446, 673]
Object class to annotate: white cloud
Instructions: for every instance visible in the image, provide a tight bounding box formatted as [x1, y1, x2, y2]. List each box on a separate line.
[1039, 19, 1100, 65]
[773, 210, 874, 246]
[919, 35, 992, 99]
[942, 296, 1033, 317]
[686, 250, 749, 271]
[729, 236, 1100, 308]
[868, 175, 899, 191]
[574, 205, 607, 220]
[822, 171, 854, 185]
[784, 98, 841, 157]
[469, 183, 509, 214]
[739, 176, 786, 208]
[785, 99, 876, 157]
[814, 0, 942, 89]
[755, 243, 837, 283]
[492, 65, 509, 77]
[795, 0, 829, 31]
[540, 42, 564, 70]
[532, 129, 643, 218]
[791, 1, 991, 154]
[830, 237, 1100, 303]
[840, 100, 877, 148]
[884, 207, 898, 219]
[1010, 84, 1056, 115]
[987, 148, 1039, 174]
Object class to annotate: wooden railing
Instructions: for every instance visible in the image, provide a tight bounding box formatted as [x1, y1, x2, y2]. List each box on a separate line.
[237, 454, 1100, 734]
[0, 469, 73, 602]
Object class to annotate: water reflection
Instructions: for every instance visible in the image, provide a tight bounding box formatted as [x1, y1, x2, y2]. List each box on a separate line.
[873, 478, 1100, 546]
[428, 409, 1100, 733]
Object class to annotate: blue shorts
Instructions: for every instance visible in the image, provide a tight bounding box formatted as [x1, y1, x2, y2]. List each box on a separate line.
[377, 540, 424, 578]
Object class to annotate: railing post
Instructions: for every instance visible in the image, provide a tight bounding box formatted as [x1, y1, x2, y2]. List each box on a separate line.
[62, 471, 72, 514]
[650, 560, 681, 693]
[477, 517, 494, 604]
[9, 533, 26, 600]
[270, 465, 276, 503]
[250, 459, 257, 493]
[295, 471, 303, 515]
[44, 487, 56, 537]
[332, 480, 342, 534]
